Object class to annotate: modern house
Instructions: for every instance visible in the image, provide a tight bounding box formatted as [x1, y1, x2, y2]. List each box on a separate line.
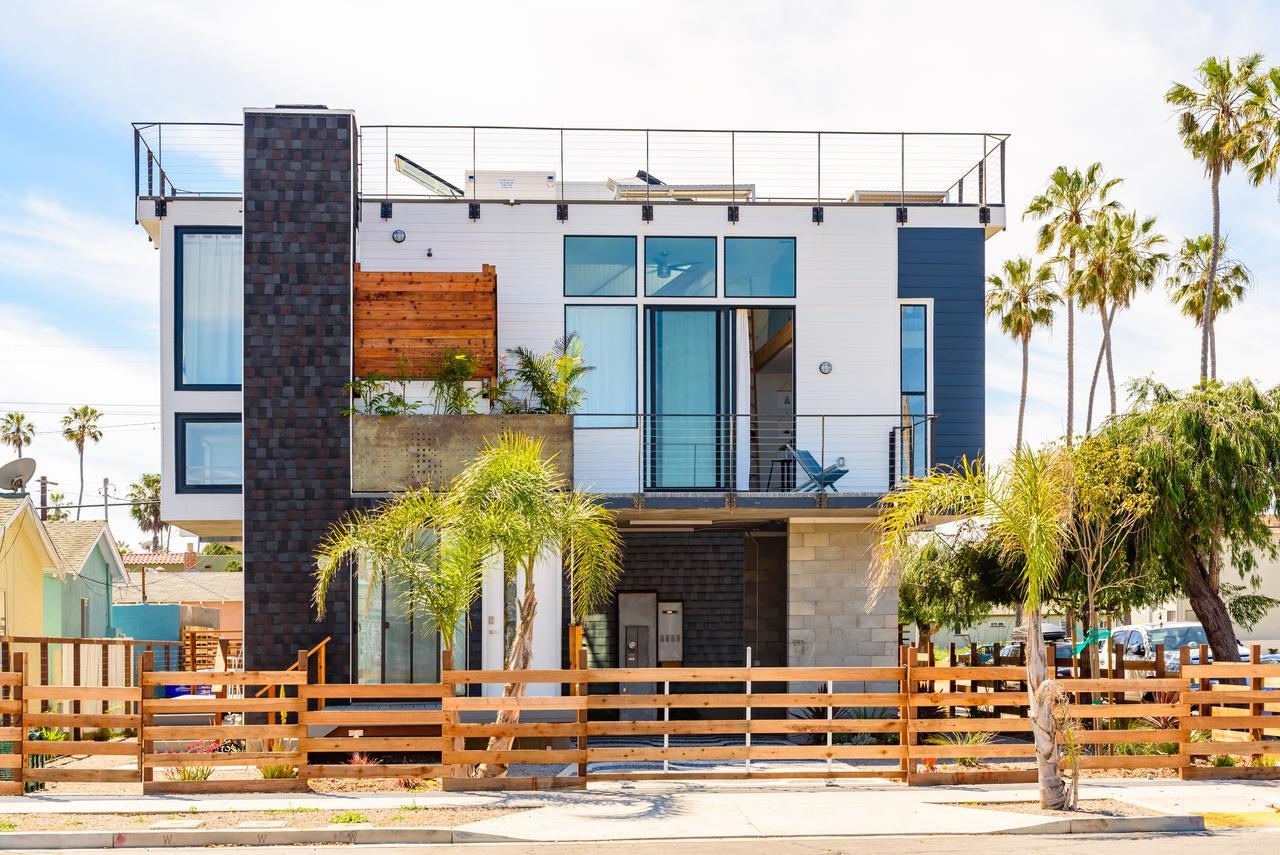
[134, 109, 1006, 683]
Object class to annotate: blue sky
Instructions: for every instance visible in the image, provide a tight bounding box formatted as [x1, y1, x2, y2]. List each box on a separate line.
[2, 1, 1280, 548]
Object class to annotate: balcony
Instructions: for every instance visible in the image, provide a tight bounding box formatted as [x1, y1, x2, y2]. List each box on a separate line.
[351, 412, 933, 509]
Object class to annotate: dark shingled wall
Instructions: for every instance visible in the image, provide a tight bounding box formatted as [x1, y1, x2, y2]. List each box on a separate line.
[242, 110, 355, 679]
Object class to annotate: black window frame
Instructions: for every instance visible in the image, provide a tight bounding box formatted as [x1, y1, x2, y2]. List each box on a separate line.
[562, 235, 638, 297]
[175, 412, 243, 494]
[643, 235, 719, 298]
[174, 225, 243, 391]
[723, 236, 797, 298]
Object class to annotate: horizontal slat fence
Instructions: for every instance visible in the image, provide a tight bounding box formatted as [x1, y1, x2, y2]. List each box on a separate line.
[0, 645, 1275, 793]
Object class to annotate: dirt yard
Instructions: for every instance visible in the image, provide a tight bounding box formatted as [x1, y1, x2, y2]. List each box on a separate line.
[0, 805, 522, 833]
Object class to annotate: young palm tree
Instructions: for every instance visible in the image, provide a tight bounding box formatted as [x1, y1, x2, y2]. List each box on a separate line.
[0, 412, 35, 458]
[873, 450, 1073, 809]
[1167, 53, 1265, 383]
[127, 473, 168, 552]
[1024, 164, 1122, 445]
[507, 333, 593, 414]
[1166, 235, 1253, 380]
[985, 258, 1059, 449]
[1073, 211, 1167, 429]
[60, 405, 103, 520]
[314, 432, 621, 777]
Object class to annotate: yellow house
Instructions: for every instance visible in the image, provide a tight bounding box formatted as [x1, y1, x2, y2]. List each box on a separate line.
[0, 495, 60, 636]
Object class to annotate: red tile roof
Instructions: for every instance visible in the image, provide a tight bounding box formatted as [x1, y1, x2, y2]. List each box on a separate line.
[121, 551, 198, 569]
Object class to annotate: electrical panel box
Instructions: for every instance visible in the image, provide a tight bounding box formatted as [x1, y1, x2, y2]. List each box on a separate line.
[465, 170, 558, 200]
[658, 600, 684, 664]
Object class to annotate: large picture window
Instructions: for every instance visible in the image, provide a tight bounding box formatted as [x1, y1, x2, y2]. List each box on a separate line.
[565, 305, 637, 428]
[564, 236, 636, 296]
[176, 413, 242, 493]
[176, 227, 242, 389]
[645, 237, 716, 297]
[900, 305, 928, 478]
[725, 237, 796, 297]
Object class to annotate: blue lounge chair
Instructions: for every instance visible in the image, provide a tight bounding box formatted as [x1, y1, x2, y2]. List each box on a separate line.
[785, 445, 848, 492]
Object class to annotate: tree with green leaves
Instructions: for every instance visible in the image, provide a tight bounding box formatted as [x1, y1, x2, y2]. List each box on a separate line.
[986, 257, 1059, 449]
[60, 405, 103, 521]
[1100, 378, 1280, 663]
[1024, 164, 1123, 444]
[897, 537, 992, 653]
[1166, 234, 1252, 380]
[315, 432, 621, 777]
[127, 473, 168, 552]
[1246, 64, 1280, 198]
[1167, 53, 1265, 383]
[45, 491, 71, 522]
[874, 450, 1072, 809]
[0, 412, 35, 459]
[507, 333, 592, 414]
[1071, 210, 1167, 429]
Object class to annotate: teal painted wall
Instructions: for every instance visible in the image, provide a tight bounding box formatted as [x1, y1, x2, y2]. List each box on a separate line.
[61, 547, 113, 637]
[42, 575, 63, 637]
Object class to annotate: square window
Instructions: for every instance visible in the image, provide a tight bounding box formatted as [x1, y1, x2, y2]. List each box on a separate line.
[725, 237, 796, 297]
[645, 237, 716, 297]
[564, 236, 636, 296]
[176, 414, 242, 493]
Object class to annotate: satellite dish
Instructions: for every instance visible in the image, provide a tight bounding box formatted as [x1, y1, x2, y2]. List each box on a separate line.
[0, 458, 36, 493]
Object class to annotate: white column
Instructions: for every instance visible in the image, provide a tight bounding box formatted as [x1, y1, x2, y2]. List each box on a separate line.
[480, 547, 563, 697]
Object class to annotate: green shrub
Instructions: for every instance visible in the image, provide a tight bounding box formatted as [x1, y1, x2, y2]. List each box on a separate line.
[1211, 754, 1239, 767]
[925, 731, 995, 767]
[1250, 755, 1277, 768]
[331, 811, 368, 824]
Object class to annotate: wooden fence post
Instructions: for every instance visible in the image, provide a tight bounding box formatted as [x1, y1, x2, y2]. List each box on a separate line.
[569, 624, 587, 779]
[441, 649, 460, 782]
[903, 645, 917, 784]
[1178, 645, 1192, 780]
[1249, 643, 1262, 767]
[12, 652, 25, 794]
[139, 650, 154, 788]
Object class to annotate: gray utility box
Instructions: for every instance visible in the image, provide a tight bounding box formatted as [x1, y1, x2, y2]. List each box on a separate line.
[658, 601, 684, 665]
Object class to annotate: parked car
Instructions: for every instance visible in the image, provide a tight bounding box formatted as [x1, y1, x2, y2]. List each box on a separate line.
[1106, 622, 1249, 675]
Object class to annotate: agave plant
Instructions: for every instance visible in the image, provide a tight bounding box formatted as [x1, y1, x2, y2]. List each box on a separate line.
[925, 731, 996, 768]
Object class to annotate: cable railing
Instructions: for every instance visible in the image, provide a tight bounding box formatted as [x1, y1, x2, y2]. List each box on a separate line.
[130, 122, 1008, 207]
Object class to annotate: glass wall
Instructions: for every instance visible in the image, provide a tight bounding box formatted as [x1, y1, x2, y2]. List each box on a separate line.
[177, 228, 242, 388]
[725, 237, 796, 297]
[563, 236, 636, 296]
[645, 237, 717, 297]
[176, 415, 242, 492]
[354, 558, 442, 684]
[900, 305, 928, 478]
[565, 305, 636, 427]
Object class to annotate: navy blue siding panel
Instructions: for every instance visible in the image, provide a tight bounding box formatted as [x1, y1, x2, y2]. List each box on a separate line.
[897, 228, 985, 468]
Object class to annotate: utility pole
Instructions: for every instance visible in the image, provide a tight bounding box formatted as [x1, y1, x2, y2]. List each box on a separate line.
[101, 477, 111, 522]
[39, 476, 48, 521]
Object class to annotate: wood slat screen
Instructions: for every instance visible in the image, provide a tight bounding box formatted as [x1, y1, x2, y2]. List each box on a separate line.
[353, 263, 497, 379]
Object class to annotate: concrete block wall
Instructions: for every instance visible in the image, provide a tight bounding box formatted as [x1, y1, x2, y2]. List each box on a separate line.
[787, 520, 898, 668]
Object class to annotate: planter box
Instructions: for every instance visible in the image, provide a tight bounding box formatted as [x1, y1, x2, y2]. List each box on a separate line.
[351, 414, 574, 493]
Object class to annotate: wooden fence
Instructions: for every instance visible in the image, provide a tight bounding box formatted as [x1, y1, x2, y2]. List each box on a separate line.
[0, 646, 1274, 794]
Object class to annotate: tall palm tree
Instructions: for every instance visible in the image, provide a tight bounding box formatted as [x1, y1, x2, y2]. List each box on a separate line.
[60, 405, 103, 520]
[0, 412, 35, 458]
[1073, 211, 1167, 429]
[1024, 165, 1123, 445]
[873, 449, 1073, 809]
[1167, 53, 1265, 383]
[985, 257, 1059, 449]
[127, 473, 168, 552]
[1246, 65, 1280, 198]
[1166, 234, 1252, 380]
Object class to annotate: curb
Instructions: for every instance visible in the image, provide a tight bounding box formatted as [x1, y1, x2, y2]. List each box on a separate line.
[1003, 815, 1206, 835]
[0, 826, 521, 849]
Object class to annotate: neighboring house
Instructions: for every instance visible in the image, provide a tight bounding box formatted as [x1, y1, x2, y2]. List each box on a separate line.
[43, 520, 128, 638]
[113, 568, 243, 632]
[0, 495, 59, 636]
[134, 109, 1006, 682]
[121, 550, 198, 573]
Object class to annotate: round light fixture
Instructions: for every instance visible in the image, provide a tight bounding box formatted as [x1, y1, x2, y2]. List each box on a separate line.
[391, 229, 406, 243]
[818, 361, 833, 375]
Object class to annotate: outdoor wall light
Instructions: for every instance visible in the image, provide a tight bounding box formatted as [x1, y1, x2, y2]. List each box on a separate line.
[426, 247, 433, 258]
[818, 361, 833, 375]
[391, 229, 406, 243]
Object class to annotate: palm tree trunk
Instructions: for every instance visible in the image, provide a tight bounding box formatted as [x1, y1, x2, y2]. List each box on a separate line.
[75, 448, 84, 521]
[1209, 317, 1217, 381]
[1103, 305, 1118, 417]
[1065, 250, 1076, 445]
[1201, 168, 1221, 384]
[1017, 336, 1029, 450]
[1085, 331, 1105, 436]
[1025, 606, 1067, 809]
[475, 558, 538, 778]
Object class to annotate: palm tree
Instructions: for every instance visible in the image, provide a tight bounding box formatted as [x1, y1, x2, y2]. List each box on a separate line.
[1166, 235, 1253, 380]
[0, 412, 35, 458]
[315, 432, 621, 777]
[1167, 53, 1265, 383]
[1246, 65, 1280, 198]
[60, 405, 103, 521]
[985, 257, 1059, 449]
[873, 450, 1073, 809]
[1024, 164, 1123, 445]
[127, 474, 168, 552]
[1072, 211, 1167, 429]
[507, 333, 593, 414]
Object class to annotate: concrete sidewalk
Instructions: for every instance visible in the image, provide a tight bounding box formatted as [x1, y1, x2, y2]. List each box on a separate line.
[1, 778, 1276, 841]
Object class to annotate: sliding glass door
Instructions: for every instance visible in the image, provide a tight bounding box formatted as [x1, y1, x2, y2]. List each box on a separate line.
[647, 308, 732, 489]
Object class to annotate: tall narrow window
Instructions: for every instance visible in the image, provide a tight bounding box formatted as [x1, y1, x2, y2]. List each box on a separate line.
[645, 237, 716, 297]
[565, 305, 637, 427]
[900, 305, 928, 478]
[176, 414, 242, 493]
[725, 237, 796, 297]
[176, 227, 242, 389]
[564, 236, 636, 296]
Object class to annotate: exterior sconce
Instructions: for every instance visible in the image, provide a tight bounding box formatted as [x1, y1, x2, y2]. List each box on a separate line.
[818, 361, 833, 375]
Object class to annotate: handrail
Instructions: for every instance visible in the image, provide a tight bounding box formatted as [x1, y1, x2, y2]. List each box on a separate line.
[253, 636, 331, 699]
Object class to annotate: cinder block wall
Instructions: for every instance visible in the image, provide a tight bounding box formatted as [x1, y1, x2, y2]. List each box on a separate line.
[787, 520, 898, 668]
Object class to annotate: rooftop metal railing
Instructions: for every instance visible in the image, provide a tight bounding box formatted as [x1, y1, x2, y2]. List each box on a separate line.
[132, 121, 1007, 207]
